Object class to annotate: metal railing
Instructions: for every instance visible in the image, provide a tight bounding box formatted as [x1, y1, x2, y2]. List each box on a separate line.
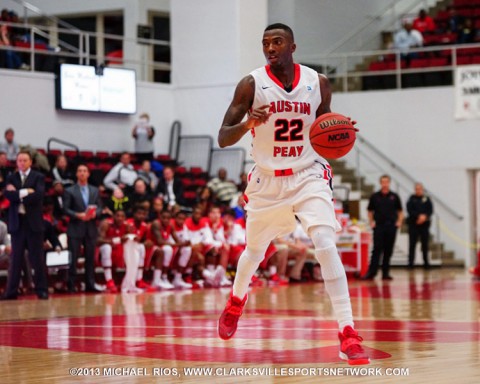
[46, 137, 79, 154]
[0, 20, 170, 81]
[353, 133, 463, 221]
[322, 0, 431, 56]
[3, 18, 480, 89]
[312, 41, 480, 92]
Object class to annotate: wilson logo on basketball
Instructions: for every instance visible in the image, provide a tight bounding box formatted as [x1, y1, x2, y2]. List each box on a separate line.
[328, 132, 350, 142]
[319, 119, 350, 129]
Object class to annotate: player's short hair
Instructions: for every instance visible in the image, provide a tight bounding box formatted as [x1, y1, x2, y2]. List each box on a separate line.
[265, 23, 294, 41]
[132, 204, 147, 214]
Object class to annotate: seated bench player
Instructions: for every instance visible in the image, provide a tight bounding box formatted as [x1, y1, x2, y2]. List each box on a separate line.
[148, 210, 192, 289]
[202, 206, 232, 287]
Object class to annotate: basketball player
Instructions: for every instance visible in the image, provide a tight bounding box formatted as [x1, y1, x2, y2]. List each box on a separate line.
[217, 23, 369, 365]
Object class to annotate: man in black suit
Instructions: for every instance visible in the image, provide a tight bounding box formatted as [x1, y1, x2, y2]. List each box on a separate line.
[155, 166, 184, 210]
[64, 164, 102, 292]
[2, 151, 48, 300]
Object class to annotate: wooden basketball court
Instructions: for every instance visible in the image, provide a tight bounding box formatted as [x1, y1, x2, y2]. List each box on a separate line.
[1, 268, 479, 383]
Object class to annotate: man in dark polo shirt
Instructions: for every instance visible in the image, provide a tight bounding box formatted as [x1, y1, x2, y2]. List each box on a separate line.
[361, 175, 403, 280]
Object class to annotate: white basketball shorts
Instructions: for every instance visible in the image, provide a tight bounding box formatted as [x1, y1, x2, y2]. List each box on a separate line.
[244, 161, 341, 251]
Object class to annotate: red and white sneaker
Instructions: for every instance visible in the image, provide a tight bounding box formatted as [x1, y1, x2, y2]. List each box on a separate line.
[218, 292, 247, 340]
[338, 326, 370, 365]
[268, 273, 289, 286]
[250, 275, 264, 287]
[136, 279, 156, 292]
[105, 279, 118, 293]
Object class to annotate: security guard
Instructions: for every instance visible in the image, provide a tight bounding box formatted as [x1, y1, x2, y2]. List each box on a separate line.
[406, 183, 433, 269]
[361, 175, 403, 280]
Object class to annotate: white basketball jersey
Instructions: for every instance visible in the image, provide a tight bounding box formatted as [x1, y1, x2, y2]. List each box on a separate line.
[249, 64, 323, 172]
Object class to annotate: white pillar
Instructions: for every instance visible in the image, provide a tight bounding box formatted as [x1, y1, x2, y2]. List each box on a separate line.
[171, 0, 267, 87]
[123, 0, 148, 79]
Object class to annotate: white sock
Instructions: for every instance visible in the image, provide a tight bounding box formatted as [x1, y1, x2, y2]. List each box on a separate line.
[104, 268, 112, 281]
[136, 244, 146, 281]
[153, 269, 162, 285]
[269, 265, 277, 276]
[100, 244, 113, 281]
[314, 245, 354, 331]
[233, 252, 261, 299]
[324, 276, 354, 331]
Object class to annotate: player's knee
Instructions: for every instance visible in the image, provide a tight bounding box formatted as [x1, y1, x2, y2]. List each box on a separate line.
[178, 247, 192, 267]
[309, 225, 336, 250]
[243, 244, 269, 263]
[163, 246, 174, 266]
[314, 246, 345, 281]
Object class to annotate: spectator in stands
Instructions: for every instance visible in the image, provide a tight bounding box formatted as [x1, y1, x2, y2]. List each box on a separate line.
[155, 166, 185, 210]
[446, 7, 463, 34]
[0, 128, 19, 161]
[132, 113, 155, 162]
[63, 164, 102, 293]
[137, 159, 159, 192]
[195, 186, 214, 216]
[129, 178, 153, 212]
[393, 22, 423, 66]
[412, 9, 436, 34]
[103, 152, 138, 193]
[42, 198, 63, 252]
[20, 145, 50, 173]
[51, 154, 74, 187]
[0, 220, 11, 272]
[0, 151, 12, 220]
[237, 172, 248, 192]
[148, 196, 164, 221]
[103, 187, 130, 217]
[457, 18, 476, 44]
[207, 168, 239, 207]
[51, 181, 68, 234]
[0, 10, 23, 69]
[0, 151, 12, 189]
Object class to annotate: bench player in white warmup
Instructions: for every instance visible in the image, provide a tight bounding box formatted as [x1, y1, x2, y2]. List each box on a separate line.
[217, 23, 369, 365]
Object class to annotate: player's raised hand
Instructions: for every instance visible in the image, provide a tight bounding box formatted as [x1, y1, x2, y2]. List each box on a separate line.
[246, 104, 271, 129]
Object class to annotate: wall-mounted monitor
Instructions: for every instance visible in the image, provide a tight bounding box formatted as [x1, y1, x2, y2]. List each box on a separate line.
[56, 64, 136, 114]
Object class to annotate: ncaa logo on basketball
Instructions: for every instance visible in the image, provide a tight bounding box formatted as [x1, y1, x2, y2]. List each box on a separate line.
[328, 132, 350, 142]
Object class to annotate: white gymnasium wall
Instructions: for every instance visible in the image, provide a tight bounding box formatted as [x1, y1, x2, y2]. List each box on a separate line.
[0, 69, 174, 154]
[333, 87, 478, 267]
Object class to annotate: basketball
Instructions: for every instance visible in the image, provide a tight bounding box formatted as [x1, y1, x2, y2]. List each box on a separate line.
[309, 112, 357, 159]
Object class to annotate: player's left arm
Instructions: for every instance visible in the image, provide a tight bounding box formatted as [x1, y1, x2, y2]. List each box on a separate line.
[315, 74, 332, 118]
[317, 73, 358, 129]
